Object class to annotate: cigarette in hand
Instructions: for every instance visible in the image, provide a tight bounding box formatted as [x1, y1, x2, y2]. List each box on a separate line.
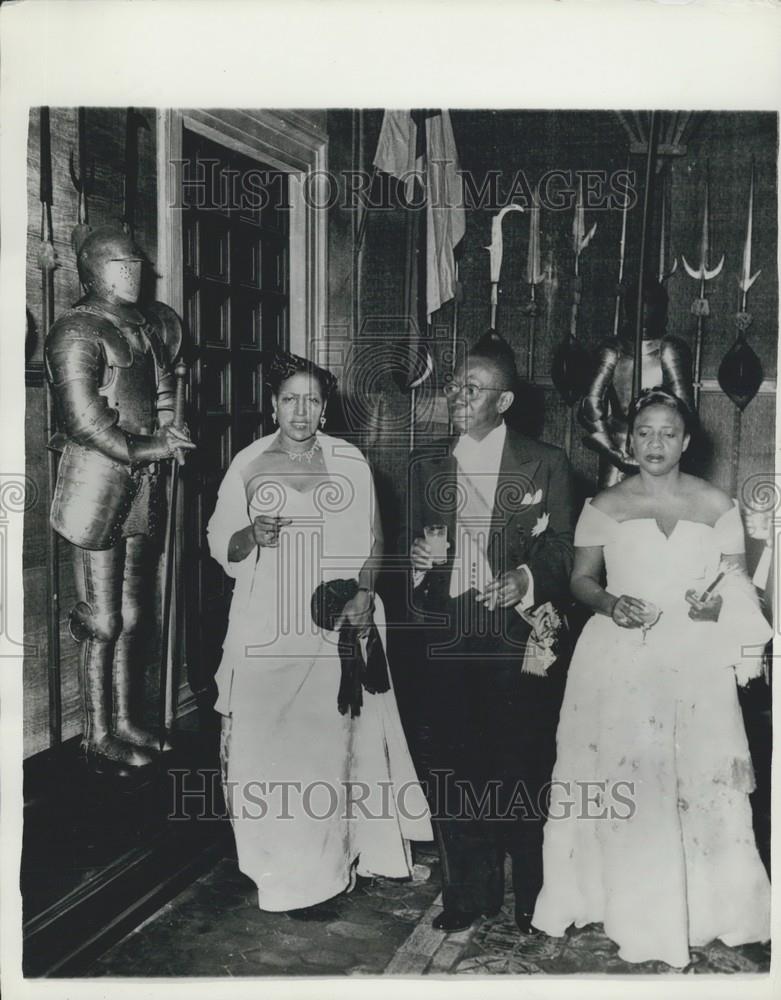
[699, 570, 725, 602]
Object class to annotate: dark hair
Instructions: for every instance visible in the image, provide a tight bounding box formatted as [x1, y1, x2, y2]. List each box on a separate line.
[628, 387, 695, 435]
[467, 330, 519, 391]
[264, 350, 337, 398]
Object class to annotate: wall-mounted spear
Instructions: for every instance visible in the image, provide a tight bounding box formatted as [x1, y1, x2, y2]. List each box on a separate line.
[718, 160, 763, 495]
[484, 203, 524, 329]
[681, 168, 724, 410]
[552, 175, 596, 409]
[520, 186, 545, 378]
[657, 167, 677, 285]
[612, 159, 630, 338]
[69, 107, 95, 254]
[38, 107, 62, 747]
[571, 174, 597, 332]
[737, 159, 762, 312]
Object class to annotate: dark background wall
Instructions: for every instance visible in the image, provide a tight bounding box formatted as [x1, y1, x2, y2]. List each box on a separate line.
[340, 109, 777, 542]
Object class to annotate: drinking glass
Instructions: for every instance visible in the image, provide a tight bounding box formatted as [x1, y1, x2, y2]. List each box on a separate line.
[424, 524, 448, 565]
[636, 599, 662, 642]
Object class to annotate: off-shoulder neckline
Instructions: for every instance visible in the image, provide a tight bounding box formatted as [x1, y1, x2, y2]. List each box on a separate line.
[583, 497, 738, 540]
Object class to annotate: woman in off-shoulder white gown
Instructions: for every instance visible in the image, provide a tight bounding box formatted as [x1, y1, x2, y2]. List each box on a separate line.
[532, 390, 771, 968]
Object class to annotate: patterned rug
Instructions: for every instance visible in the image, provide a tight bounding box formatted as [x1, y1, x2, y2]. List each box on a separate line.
[454, 905, 771, 975]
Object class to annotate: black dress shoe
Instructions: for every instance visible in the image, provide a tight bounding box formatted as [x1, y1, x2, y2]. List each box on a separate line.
[514, 908, 541, 935]
[432, 909, 479, 932]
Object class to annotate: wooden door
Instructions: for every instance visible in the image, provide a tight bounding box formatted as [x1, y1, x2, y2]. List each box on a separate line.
[180, 128, 289, 704]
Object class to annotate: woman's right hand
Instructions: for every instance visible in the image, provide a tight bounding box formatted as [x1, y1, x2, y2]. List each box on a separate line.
[252, 515, 292, 548]
[410, 537, 434, 572]
[610, 594, 648, 628]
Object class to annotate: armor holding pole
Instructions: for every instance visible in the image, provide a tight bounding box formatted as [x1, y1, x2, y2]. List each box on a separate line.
[45, 224, 194, 774]
[39, 107, 62, 747]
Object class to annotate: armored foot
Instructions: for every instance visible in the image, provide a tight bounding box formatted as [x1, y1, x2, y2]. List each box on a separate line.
[114, 721, 173, 752]
[82, 733, 156, 770]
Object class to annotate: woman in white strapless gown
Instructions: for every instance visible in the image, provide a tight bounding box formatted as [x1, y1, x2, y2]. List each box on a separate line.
[532, 389, 771, 968]
[207, 353, 432, 914]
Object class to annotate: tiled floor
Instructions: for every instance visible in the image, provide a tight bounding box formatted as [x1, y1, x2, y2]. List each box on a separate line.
[87, 846, 771, 977]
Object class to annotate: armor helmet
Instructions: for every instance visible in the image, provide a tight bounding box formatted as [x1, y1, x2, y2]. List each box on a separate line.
[77, 225, 145, 303]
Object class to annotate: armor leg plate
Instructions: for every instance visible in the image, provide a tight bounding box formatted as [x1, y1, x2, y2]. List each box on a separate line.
[72, 544, 155, 768]
[113, 535, 171, 751]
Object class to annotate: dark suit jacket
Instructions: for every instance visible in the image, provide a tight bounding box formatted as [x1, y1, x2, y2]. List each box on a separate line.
[404, 427, 575, 654]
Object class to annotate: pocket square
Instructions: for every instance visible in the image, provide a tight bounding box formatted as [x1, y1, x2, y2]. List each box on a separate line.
[521, 489, 543, 506]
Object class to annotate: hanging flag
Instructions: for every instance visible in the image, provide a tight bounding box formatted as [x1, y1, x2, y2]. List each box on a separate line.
[373, 109, 465, 320]
[425, 111, 465, 320]
[373, 110, 420, 200]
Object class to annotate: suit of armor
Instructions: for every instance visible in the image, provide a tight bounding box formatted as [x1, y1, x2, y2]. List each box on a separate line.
[45, 226, 189, 771]
[579, 281, 694, 488]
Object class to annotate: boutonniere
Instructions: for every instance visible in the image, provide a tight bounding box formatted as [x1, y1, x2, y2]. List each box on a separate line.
[531, 512, 550, 537]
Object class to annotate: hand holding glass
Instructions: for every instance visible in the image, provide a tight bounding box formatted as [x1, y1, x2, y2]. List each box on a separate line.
[424, 524, 449, 565]
[635, 599, 662, 641]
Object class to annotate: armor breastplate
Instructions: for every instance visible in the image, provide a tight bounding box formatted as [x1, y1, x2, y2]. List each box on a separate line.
[612, 340, 662, 417]
[100, 325, 157, 435]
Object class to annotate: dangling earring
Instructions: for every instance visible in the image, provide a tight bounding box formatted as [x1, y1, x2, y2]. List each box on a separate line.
[319, 414, 326, 428]
[272, 411, 278, 425]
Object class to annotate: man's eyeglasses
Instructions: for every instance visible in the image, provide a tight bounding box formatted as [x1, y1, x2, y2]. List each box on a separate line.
[442, 381, 510, 401]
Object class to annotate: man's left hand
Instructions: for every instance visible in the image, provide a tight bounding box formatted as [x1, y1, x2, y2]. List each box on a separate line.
[478, 569, 529, 609]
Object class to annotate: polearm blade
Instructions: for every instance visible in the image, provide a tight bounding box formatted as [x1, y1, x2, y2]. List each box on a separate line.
[657, 167, 678, 284]
[723, 159, 764, 491]
[38, 107, 62, 747]
[570, 175, 596, 335]
[69, 107, 94, 254]
[524, 187, 544, 377]
[682, 171, 725, 285]
[485, 203, 524, 328]
[572, 174, 597, 277]
[739, 158, 761, 311]
[681, 168, 725, 409]
[613, 158, 630, 337]
[526, 188, 544, 289]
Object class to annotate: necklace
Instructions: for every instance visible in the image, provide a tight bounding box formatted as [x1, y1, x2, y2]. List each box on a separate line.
[281, 440, 321, 463]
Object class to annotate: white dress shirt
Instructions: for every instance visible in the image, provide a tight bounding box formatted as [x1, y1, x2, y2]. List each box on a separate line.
[415, 421, 534, 611]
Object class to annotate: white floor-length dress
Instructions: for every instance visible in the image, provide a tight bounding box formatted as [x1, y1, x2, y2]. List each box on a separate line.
[532, 500, 771, 968]
[208, 431, 432, 911]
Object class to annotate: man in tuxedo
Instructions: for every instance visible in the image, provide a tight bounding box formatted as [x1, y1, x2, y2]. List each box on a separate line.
[406, 331, 575, 934]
